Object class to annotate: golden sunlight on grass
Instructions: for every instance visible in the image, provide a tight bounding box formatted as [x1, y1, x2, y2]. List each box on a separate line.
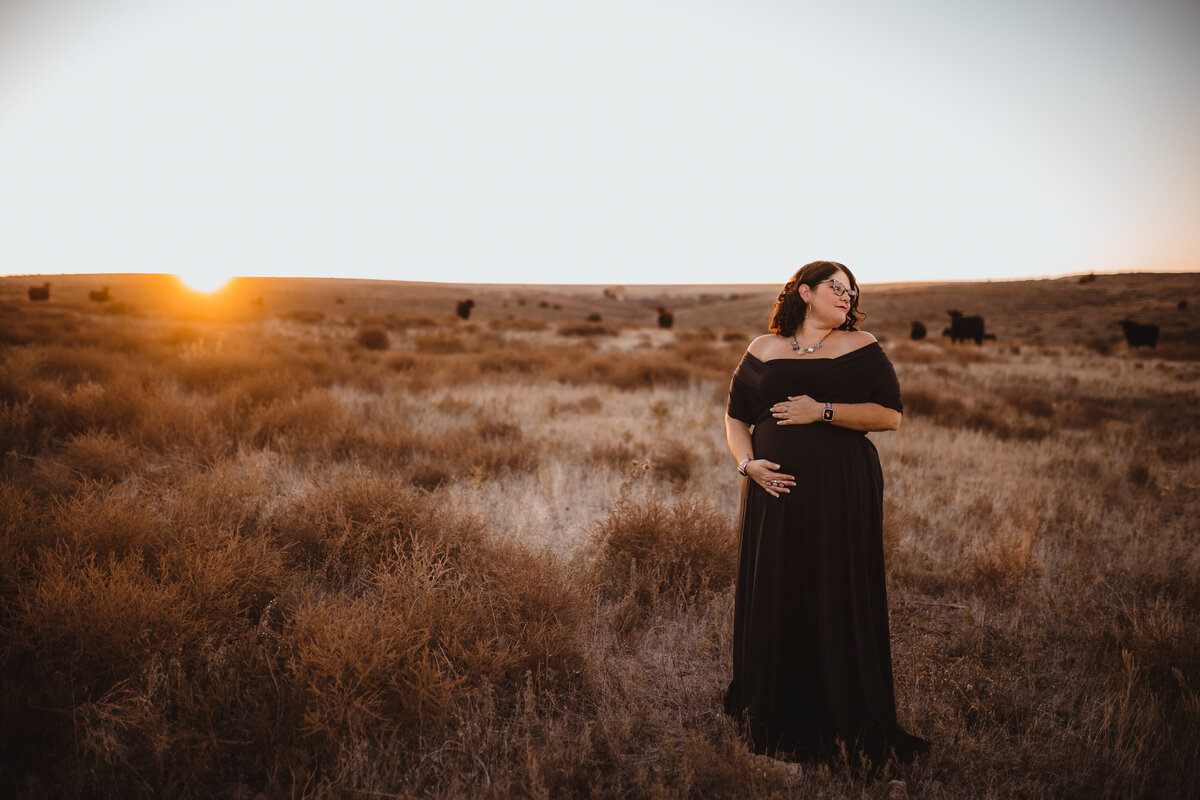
[0, 272, 1197, 798]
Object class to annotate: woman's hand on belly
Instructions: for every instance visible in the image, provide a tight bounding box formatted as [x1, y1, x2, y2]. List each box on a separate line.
[744, 459, 796, 499]
[771, 395, 823, 425]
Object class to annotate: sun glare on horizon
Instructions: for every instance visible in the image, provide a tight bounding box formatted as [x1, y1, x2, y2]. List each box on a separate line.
[177, 271, 234, 293]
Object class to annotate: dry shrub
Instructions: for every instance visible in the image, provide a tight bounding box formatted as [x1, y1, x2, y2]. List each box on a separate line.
[386, 352, 419, 372]
[405, 460, 452, 490]
[547, 394, 603, 417]
[29, 344, 119, 386]
[1, 549, 218, 792]
[268, 472, 488, 583]
[0, 399, 36, 455]
[245, 389, 395, 461]
[670, 340, 738, 372]
[24, 372, 154, 442]
[589, 439, 641, 469]
[1057, 395, 1119, 431]
[215, 367, 302, 413]
[284, 540, 587, 759]
[131, 388, 225, 459]
[1155, 342, 1200, 361]
[944, 344, 1002, 363]
[1003, 392, 1056, 419]
[677, 327, 716, 342]
[403, 314, 443, 328]
[58, 430, 141, 481]
[1126, 462, 1153, 488]
[356, 312, 441, 330]
[489, 317, 548, 332]
[160, 525, 289, 623]
[561, 352, 696, 391]
[967, 532, 1036, 601]
[7, 549, 205, 701]
[47, 483, 169, 561]
[588, 494, 736, 604]
[475, 348, 552, 375]
[168, 343, 270, 392]
[410, 418, 538, 483]
[650, 439, 698, 484]
[355, 326, 390, 351]
[101, 301, 141, 318]
[903, 383, 1049, 441]
[66, 629, 283, 799]
[557, 322, 614, 337]
[281, 309, 326, 325]
[0, 483, 43, 591]
[415, 330, 466, 353]
[158, 458, 276, 532]
[247, 389, 347, 446]
[160, 324, 204, 346]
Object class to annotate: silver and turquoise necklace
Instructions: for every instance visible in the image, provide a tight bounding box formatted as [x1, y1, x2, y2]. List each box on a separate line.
[791, 328, 833, 356]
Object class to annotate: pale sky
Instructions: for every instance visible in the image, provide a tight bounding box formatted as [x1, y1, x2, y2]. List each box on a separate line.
[1, 0, 1197, 288]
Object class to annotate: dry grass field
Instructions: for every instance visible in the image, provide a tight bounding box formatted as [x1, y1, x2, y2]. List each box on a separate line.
[1, 271, 1198, 798]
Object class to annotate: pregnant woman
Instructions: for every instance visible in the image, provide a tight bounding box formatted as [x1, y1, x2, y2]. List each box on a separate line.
[723, 260, 929, 765]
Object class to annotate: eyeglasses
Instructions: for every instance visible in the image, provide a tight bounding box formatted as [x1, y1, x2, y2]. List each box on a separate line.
[818, 279, 857, 301]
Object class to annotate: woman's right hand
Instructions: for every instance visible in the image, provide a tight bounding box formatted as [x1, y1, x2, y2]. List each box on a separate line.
[745, 460, 795, 498]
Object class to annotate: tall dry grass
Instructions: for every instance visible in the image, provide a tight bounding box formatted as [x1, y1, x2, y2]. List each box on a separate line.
[0, 291, 1197, 798]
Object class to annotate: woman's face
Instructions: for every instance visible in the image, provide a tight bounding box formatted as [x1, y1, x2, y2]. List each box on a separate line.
[801, 269, 855, 324]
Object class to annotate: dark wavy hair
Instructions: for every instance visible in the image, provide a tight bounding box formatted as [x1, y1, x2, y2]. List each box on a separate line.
[768, 260, 863, 338]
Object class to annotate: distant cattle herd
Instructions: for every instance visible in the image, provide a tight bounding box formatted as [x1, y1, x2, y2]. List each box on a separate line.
[907, 309, 1164, 349]
[19, 285, 1175, 350]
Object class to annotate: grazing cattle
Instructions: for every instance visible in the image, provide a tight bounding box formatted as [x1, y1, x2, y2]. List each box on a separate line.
[88, 286, 111, 302]
[456, 299, 475, 320]
[1078, 273, 1097, 284]
[28, 282, 50, 301]
[943, 310, 992, 345]
[1118, 319, 1158, 348]
[656, 306, 674, 329]
[910, 321, 927, 340]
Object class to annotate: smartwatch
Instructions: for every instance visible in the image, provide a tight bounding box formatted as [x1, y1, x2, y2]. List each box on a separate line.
[822, 402, 834, 422]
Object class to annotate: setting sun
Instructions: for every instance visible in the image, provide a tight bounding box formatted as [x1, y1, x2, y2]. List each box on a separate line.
[176, 270, 234, 293]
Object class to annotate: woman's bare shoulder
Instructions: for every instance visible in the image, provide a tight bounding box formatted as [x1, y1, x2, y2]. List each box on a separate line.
[844, 330, 878, 346]
[747, 334, 787, 360]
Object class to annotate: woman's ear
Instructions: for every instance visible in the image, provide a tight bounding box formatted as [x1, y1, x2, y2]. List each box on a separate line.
[797, 284, 810, 304]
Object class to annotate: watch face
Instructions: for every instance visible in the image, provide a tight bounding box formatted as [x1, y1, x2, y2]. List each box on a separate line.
[823, 407, 834, 421]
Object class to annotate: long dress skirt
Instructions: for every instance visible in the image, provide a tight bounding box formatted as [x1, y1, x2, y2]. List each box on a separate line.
[723, 343, 930, 763]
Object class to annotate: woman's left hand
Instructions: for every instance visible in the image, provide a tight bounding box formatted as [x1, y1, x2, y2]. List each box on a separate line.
[771, 395, 823, 425]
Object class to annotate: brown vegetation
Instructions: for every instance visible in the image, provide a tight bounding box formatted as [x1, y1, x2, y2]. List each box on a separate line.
[0, 274, 1197, 798]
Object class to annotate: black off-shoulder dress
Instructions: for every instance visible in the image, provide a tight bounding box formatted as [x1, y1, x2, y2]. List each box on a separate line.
[723, 341, 929, 764]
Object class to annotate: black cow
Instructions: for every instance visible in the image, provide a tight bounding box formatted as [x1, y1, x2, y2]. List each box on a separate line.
[88, 286, 111, 302]
[456, 299, 475, 320]
[28, 282, 50, 301]
[656, 306, 674, 329]
[1118, 319, 1158, 348]
[943, 310, 993, 345]
[910, 321, 927, 340]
